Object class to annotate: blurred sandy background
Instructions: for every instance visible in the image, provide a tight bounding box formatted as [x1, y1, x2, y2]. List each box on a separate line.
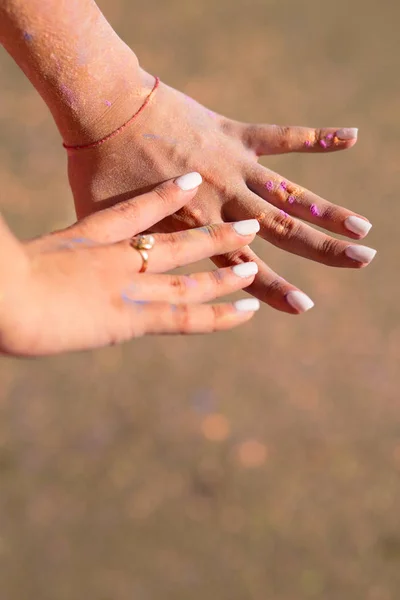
[1, 0, 400, 598]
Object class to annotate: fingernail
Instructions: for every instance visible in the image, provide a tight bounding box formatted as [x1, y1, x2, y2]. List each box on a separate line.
[344, 216, 372, 237]
[234, 298, 260, 312]
[286, 291, 314, 313]
[336, 128, 358, 140]
[232, 262, 259, 278]
[174, 172, 203, 191]
[345, 245, 377, 264]
[233, 219, 260, 235]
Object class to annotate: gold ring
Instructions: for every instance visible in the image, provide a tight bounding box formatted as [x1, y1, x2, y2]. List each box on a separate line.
[129, 234, 155, 273]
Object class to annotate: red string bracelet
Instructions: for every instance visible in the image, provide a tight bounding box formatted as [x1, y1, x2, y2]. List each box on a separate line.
[63, 76, 160, 151]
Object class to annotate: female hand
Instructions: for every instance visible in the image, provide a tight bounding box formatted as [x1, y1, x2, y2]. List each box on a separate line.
[68, 70, 376, 315]
[0, 174, 261, 357]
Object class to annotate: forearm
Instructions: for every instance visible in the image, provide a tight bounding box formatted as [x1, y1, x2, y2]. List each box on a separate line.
[0, 0, 150, 145]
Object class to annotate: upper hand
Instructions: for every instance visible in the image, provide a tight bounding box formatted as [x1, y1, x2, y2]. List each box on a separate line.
[67, 70, 376, 314]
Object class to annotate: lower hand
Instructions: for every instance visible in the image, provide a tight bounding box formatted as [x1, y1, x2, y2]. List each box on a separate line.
[0, 174, 261, 357]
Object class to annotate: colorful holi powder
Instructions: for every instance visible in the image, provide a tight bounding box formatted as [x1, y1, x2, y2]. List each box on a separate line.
[23, 32, 34, 42]
[265, 180, 274, 192]
[104, 100, 112, 107]
[326, 133, 334, 140]
[288, 196, 296, 204]
[280, 210, 289, 218]
[60, 84, 75, 106]
[319, 139, 328, 149]
[310, 204, 320, 217]
[280, 181, 287, 190]
[304, 140, 311, 147]
[143, 133, 159, 140]
[184, 276, 198, 287]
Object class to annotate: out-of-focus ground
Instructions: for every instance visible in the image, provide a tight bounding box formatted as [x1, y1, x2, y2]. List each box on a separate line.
[1, 0, 400, 598]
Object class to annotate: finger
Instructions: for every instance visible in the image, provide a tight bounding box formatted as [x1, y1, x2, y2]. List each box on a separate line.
[226, 190, 377, 269]
[242, 123, 358, 156]
[109, 219, 261, 273]
[247, 164, 373, 239]
[21, 253, 260, 356]
[211, 245, 315, 315]
[60, 172, 204, 244]
[122, 263, 259, 304]
[132, 299, 260, 336]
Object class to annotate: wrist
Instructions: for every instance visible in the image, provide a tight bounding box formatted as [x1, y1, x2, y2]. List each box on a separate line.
[50, 49, 154, 147]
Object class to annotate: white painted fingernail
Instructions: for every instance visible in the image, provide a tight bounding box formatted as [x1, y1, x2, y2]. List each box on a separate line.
[286, 291, 314, 313]
[232, 262, 259, 278]
[344, 216, 372, 237]
[234, 298, 260, 312]
[233, 219, 260, 235]
[345, 245, 377, 264]
[336, 128, 358, 140]
[174, 172, 203, 191]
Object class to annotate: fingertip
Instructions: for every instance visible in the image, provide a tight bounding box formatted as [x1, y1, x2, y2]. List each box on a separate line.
[174, 172, 203, 191]
[232, 219, 260, 236]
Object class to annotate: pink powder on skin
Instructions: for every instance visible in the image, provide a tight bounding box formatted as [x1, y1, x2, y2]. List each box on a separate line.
[326, 133, 334, 140]
[104, 100, 112, 107]
[304, 140, 311, 147]
[280, 210, 289, 218]
[280, 181, 287, 190]
[288, 196, 296, 204]
[310, 204, 320, 217]
[60, 84, 75, 106]
[265, 180, 274, 192]
[319, 139, 328, 149]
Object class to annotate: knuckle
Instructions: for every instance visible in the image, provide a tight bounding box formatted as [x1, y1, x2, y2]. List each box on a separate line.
[109, 198, 137, 219]
[319, 203, 337, 222]
[210, 304, 223, 331]
[153, 183, 173, 205]
[203, 224, 225, 245]
[266, 277, 287, 297]
[169, 275, 188, 298]
[174, 304, 192, 333]
[242, 123, 260, 148]
[266, 212, 299, 242]
[219, 247, 252, 265]
[319, 236, 340, 257]
[211, 269, 225, 289]
[274, 125, 292, 150]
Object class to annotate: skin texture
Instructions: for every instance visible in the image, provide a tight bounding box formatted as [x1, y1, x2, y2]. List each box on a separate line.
[0, 0, 377, 315]
[0, 178, 260, 357]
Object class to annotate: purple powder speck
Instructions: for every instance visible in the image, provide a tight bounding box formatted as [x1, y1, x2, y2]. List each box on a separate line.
[60, 84, 75, 105]
[280, 181, 287, 190]
[326, 133, 334, 140]
[304, 140, 311, 147]
[310, 203, 320, 217]
[319, 139, 328, 149]
[265, 180, 274, 192]
[280, 210, 289, 218]
[104, 100, 112, 107]
[288, 195, 296, 204]
[23, 32, 34, 42]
